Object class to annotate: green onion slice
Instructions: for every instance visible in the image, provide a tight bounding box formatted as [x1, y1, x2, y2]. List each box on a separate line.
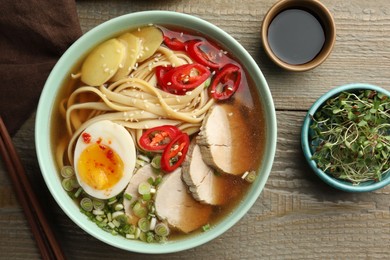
[245, 171, 257, 183]
[154, 222, 170, 237]
[93, 199, 105, 210]
[138, 217, 150, 232]
[124, 193, 133, 201]
[61, 166, 75, 178]
[151, 155, 162, 169]
[80, 197, 93, 212]
[138, 182, 152, 195]
[61, 178, 74, 191]
[132, 202, 147, 218]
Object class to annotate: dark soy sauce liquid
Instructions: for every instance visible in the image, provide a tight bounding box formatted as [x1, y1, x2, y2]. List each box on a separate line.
[268, 9, 325, 65]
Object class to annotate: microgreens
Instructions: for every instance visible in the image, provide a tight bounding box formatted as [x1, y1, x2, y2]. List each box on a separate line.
[310, 90, 390, 185]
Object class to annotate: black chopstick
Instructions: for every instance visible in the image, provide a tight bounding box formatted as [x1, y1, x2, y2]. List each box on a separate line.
[0, 116, 65, 260]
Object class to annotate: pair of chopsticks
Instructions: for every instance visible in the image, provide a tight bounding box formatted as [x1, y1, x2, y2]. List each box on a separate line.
[0, 116, 65, 260]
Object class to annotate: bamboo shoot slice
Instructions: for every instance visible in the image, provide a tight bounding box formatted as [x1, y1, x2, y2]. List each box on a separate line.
[81, 39, 126, 86]
[111, 33, 141, 81]
[133, 26, 163, 62]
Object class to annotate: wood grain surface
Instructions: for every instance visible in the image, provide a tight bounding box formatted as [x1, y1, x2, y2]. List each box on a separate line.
[1, 0, 389, 259]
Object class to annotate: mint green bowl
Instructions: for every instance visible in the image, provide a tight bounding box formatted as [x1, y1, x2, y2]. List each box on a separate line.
[301, 83, 390, 192]
[35, 11, 277, 253]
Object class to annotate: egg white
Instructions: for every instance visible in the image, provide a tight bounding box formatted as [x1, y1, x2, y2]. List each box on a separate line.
[73, 120, 136, 199]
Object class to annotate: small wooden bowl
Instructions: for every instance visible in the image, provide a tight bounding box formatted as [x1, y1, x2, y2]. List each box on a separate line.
[261, 0, 336, 71]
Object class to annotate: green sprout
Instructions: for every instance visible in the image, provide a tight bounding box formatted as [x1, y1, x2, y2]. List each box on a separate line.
[310, 90, 390, 185]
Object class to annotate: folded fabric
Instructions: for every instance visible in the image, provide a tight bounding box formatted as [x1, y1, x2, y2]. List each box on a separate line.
[0, 0, 82, 135]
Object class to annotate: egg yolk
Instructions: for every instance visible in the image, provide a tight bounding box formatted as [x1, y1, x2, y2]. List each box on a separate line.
[77, 143, 124, 190]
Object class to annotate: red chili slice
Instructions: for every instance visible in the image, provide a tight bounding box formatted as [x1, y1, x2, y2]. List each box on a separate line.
[186, 40, 223, 69]
[161, 133, 190, 172]
[169, 63, 210, 90]
[163, 36, 186, 51]
[155, 65, 172, 92]
[139, 125, 181, 151]
[210, 63, 242, 100]
[155, 63, 210, 95]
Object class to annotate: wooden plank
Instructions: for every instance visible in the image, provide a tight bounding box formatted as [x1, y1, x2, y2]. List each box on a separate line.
[1, 0, 390, 259]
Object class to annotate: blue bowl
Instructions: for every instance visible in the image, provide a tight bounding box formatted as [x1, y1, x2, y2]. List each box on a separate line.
[35, 11, 277, 253]
[301, 83, 390, 192]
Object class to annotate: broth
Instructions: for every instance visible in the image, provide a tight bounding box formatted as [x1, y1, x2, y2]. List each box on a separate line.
[51, 25, 266, 242]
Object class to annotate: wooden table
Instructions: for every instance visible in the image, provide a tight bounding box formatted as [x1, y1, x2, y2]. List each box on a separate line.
[1, 0, 389, 259]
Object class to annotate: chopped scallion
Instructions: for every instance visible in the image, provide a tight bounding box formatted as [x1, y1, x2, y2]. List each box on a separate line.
[133, 202, 147, 218]
[154, 222, 170, 237]
[61, 178, 74, 191]
[112, 211, 124, 219]
[142, 193, 152, 201]
[126, 234, 135, 239]
[114, 203, 124, 211]
[93, 209, 105, 216]
[244, 171, 257, 183]
[151, 155, 162, 169]
[124, 193, 133, 201]
[74, 187, 83, 198]
[112, 219, 121, 228]
[149, 217, 157, 230]
[137, 154, 151, 163]
[134, 227, 141, 239]
[138, 217, 150, 232]
[108, 222, 116, 229]
[93, 199, 105, 210]
[202, 223, 211, 232]
[138, 182, 152, 195]
[80, 197, 93, 212]
[61, 166, 75, 178]
[108, 196, 117, 205]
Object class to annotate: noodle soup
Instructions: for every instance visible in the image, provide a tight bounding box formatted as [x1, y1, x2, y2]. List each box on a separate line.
[52, 25, 266, 243]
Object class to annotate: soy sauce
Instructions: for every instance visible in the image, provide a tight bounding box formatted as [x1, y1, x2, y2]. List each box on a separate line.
[268, 9, 325, 65]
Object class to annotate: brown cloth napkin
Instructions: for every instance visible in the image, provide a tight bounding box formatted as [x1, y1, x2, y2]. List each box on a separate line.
[0, 0, 82, 135]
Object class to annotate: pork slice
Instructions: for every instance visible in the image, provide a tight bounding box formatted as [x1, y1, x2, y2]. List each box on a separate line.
[123, 164, 157, 224]
[182, 140, 228, 205]
[197, 104, 246, 175]
[155, 168, 212, 233]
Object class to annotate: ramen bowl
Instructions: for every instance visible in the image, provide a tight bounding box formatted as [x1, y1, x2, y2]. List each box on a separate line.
[301, 83, 390, 192]
[35, 11, 277, 253]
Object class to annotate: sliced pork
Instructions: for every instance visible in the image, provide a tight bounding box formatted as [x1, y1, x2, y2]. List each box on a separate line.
[154, 167, 212, 233]
[197, 104, 250, 175]
[182, 140, 228, 205]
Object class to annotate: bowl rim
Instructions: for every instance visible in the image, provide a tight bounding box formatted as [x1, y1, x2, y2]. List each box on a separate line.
[35, 10, 277, 253]
[301, 83, 390, 192]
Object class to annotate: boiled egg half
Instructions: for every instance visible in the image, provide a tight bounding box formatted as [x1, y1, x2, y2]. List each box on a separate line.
[73, 120, 136, 199]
